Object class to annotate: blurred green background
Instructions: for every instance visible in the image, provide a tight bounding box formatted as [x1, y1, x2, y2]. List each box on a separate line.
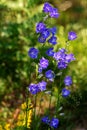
[0, 0, 87, 129]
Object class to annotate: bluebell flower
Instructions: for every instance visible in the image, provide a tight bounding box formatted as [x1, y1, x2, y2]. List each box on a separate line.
[28, 47, 39, 59]
[38, 34, 46, 43]
[41, 28, 50, 39]
[58, 61, 67, 69]
[59, 48, 66, 53]
[45, 70, 55, 81]
[50, 118, 59, 128]
[53, 48, 66, 61]
[36, 22, 46, 33]
[48, 36, 57, 45]
[43, 2, 52, 13]
[28, 84, 39, 95]
[50, 8, 59, 18]
[38, 66, 43, 73]
[39, 57, 49, 69]
[38, 81, 47, 91]
[62, 88, 70, 97]
[65, 53, 75, 63]
[50, 27, 57, 35]
[64, 76, 72, 86]
[41, 116, 50, 124]
[46, 48, 54, 57]
[68, 31, 77, 40]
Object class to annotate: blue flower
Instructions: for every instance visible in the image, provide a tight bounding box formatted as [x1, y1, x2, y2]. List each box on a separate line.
[50, 118, 59, 128]
[39, 57, 49, 69]
[28, 47, 39, 59]
[38, 34, 46, 43]
[50, 27, 57, 35]
[43, 2, 52, 13]
[45, 70, 55, 81]
[65, 53, 75, 63]
[38, 81, 47, 91]
[58, 61, 67, 69]
[64, 76, 72, 86]
[28, 84, 39, 95]
[36, 22, 46, 33]
[38, 66, 43, 73]
[41, 28, 50, 39]
[46, 48, 54, 57]
[48, 36, 57, 45]
[68, 31, 77, 40]
[53, 48, 66, 61]
[59, 48, 66, 53]
[50, 8, 59, 18]
[41, 116, 50, 124]
[62, 88, 70, 97]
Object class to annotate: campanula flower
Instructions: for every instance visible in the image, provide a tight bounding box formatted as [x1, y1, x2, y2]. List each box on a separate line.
[38, 81, 47, 91]
[41, 28, 50, 39]
[38, 66, 43, 73]
[38, 34, 46, 43]
[46, 48, 54, 57]
[36, 22, 46, 33]
[50, 118, 59, 128]
[28, 84, 39, 95]
[39, 57, 49, 69]
[43, 2, 52, 13]
[65, 53, 75, 63]
[48, 36, 57, 45]
[45, 70, 55, 80]
[28, 47, 39, 59]
[41, 116, 50, 124]
[50, 8, 59, 18]
[50, 27, 57, 35]
[58, 61, 67, 69]
[62, 88, 70, 97]
[68, 31, 77, 40]
[64, 76, 72, 86]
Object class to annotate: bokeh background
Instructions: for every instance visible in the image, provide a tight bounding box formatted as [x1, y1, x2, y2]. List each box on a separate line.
[0, 0, 87, 129]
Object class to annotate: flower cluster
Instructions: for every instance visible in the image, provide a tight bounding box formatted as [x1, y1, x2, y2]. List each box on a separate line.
[36, 22, 58, 45]
[41, 116, 59, 129]
[28, 2, 77, 129]
[28, 81, 47, 94]
[43, 2, 59, 18]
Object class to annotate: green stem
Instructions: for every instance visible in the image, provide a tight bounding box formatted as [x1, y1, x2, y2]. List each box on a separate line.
[49, 93, 52, 114]
[56, 72, 62, 116]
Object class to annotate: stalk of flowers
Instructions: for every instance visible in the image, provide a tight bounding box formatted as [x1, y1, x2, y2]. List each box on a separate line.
[16, 102, 33, 129]
[28, 2, 77, 130]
